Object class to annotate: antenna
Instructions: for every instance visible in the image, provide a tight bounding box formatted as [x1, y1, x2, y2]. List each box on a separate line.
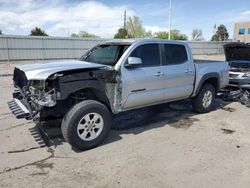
[67, 28, 70, 37]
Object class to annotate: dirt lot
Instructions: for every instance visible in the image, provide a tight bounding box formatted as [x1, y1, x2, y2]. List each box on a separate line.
[1, 56, 250, 188]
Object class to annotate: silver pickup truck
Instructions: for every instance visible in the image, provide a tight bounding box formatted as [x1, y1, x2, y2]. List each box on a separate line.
[8, 39, 229, 150]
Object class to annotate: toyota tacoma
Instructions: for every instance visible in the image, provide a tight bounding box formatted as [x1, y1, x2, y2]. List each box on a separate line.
[8, 39, 229, 150]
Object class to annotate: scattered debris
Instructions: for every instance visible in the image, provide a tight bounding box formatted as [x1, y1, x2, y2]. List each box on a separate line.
[222, 90, 242, 101]
[240, 90, 250, 107]
[222, 89, 250, 107]
[37, 124, 61, 147]
[221, 128, 235, 134]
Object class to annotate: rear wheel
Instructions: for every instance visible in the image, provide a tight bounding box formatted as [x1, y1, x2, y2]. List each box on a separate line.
[61, 100, 111, 150]
[192, 83, 215, 113]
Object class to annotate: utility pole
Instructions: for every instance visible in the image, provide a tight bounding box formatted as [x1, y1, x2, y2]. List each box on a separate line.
[67, 28, 70, 37]
[168, 0, 172, 40]
[124, 10, 127, 30]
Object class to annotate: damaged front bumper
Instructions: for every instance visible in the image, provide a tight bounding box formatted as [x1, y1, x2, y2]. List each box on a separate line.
[7, 99, 31, 119]
[7, 99, 40, 120]
[9, 67, 58, 120]
[7, 88, 41, 120]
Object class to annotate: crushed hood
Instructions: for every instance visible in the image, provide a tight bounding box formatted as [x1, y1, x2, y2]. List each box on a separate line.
[16, 60, 106, 80]
[224, 42, 250, 62]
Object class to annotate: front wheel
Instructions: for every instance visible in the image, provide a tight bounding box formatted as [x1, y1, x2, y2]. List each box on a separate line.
[61, 100, 111, 150]
[192, 83, 215, 113]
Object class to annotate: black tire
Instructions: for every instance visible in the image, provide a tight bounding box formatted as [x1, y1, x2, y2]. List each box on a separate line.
[192, 83, 215, 113]
[61, 100, 111, 150]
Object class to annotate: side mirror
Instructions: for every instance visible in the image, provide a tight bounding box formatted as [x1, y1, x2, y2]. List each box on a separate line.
[125, 57, 142, 68]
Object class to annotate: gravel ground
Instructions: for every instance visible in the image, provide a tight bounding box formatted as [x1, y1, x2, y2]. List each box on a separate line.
[1, 55, 250, 188]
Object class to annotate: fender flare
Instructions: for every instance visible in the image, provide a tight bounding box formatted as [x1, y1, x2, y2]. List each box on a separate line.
[195, 72, 220, 95]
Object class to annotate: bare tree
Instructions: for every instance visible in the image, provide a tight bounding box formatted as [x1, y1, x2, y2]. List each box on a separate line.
[192, 29, 203, 41]
[126, 16, 151, 38]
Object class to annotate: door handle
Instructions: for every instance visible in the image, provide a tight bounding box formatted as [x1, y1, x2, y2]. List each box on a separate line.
[185, 69, 193, 73]
[154, 72, 164, 77]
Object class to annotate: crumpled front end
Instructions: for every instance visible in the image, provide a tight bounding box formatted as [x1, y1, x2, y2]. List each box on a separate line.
[8, 68, 57, 119]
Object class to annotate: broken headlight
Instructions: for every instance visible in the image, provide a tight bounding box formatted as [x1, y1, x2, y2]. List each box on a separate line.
[36, 89, 57, 107]
[29, 80, 57, 107]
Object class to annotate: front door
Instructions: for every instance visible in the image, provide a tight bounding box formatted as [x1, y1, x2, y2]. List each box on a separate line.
[121, 44, 165, 109]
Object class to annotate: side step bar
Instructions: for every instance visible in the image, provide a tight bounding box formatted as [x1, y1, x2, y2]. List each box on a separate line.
[7, 99, 30, 119]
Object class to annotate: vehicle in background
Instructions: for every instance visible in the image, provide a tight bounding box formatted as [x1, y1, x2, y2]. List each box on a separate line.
[224, 42, 250, 90]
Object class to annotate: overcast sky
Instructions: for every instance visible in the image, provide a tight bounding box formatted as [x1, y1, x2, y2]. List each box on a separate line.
[0, 0, 250, 40]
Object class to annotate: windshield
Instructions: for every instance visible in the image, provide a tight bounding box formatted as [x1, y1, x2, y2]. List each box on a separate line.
[80, 44, 130, 66]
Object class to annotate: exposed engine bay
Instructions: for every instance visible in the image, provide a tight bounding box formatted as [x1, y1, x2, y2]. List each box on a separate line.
[224, 42, 250, 89]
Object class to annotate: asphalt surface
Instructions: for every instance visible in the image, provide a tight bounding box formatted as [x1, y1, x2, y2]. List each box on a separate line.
[1, 57, 250, 188]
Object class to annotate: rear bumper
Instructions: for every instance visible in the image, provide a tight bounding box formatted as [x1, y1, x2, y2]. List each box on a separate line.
[7, 99, 30, 119]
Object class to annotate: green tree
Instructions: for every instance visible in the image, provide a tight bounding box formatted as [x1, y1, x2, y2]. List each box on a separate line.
[154, 31, 169, 39]
[30, 27, 48, 36]
[0, 30, 2, 35]
[114, 28, 128, 38]
[211, 24, 229, 41]
[192, 29, 203, 41]
[154, 30, 188, 40]
[171, 30, 188, 40]
[71, 31, 99, 38]
[126, 16, 152, 38]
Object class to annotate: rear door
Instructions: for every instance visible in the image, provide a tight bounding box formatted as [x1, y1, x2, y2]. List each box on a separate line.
[161, 44, 195, 101]
[121, 43, 165, 109]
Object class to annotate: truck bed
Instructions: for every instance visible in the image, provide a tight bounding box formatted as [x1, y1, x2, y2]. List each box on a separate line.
[192, 59, 229, 96]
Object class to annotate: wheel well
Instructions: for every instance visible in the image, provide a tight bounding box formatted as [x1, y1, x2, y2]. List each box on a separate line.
[69, 88, 111, 110]
[40, 88, 111, 121]
[203, 77, 219, 91]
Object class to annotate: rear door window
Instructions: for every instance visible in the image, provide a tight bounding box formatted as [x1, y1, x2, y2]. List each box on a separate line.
[163, 44, 188, 65]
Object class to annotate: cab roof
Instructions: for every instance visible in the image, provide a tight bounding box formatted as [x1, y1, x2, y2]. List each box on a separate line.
[101, 38, 188, 46]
